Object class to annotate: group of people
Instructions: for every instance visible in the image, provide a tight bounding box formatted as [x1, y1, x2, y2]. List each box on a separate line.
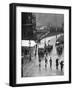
[35, 39, 64, 72]
[39, 56, 64, 72]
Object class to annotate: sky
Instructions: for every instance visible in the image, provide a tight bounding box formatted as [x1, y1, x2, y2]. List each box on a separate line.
[34, 13, 64, 27]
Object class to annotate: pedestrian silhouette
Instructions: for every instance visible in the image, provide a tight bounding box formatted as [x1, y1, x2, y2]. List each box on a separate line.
[48, 40, 50, 45]
[45, 63, 47, 69]
[49, 57, 52, 69]
[39, 57, 41, 70]
[45, 57, 48, 69]
[56, 58, 59, 70]
[39, 57, 41, 64]
[39, 63, 41, 71]
[60, 61, 64, 71]
[35, 44, 37, 57]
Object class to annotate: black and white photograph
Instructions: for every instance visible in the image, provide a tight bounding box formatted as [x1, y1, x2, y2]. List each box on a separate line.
[21, 12, 64, 77]
[10, 3, 71, 86]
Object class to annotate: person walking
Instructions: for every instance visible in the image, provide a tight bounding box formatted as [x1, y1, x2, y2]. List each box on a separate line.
[60, 61, 64, 71]
[49, 57, 52, 69]
[39, 57, 41, 70]
[45, 56, 48, 69]
[35, 44, 37, 57]
[56, 58, 59, 70]
[48, 40, 50, 46]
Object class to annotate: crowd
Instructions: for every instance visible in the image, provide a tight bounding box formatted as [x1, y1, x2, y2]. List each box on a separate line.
[38, 55, 64, 72]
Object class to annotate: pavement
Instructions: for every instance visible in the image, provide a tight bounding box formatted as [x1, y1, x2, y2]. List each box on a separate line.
[22, 34, 64, 77]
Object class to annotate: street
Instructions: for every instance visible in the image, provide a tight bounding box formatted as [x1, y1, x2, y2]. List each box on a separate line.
[22, 34, 64, 77]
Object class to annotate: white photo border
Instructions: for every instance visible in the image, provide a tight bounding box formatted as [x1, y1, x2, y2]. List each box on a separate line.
[16, 6, 69, 84]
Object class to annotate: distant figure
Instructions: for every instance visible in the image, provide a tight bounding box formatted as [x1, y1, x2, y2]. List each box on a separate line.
[56, 58, 59, 70]
[35, 49, 37, 57]
[36, 44, 37, 49]
[48, 40, 50, 45]
[39, 63, 41, 71]
[39, 57, 41, 63]
[49, 57, 52, 69]
[45, 56, 48, 69]
[56, 35, 57, 39]
[39, 57, 41, 69]
[60, 61, 64, 71]
[44, 41, 46, 48]
[35, 44, 37, 57]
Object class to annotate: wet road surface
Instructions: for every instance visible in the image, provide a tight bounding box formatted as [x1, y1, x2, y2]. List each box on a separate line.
[22, 35, 64, 77]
